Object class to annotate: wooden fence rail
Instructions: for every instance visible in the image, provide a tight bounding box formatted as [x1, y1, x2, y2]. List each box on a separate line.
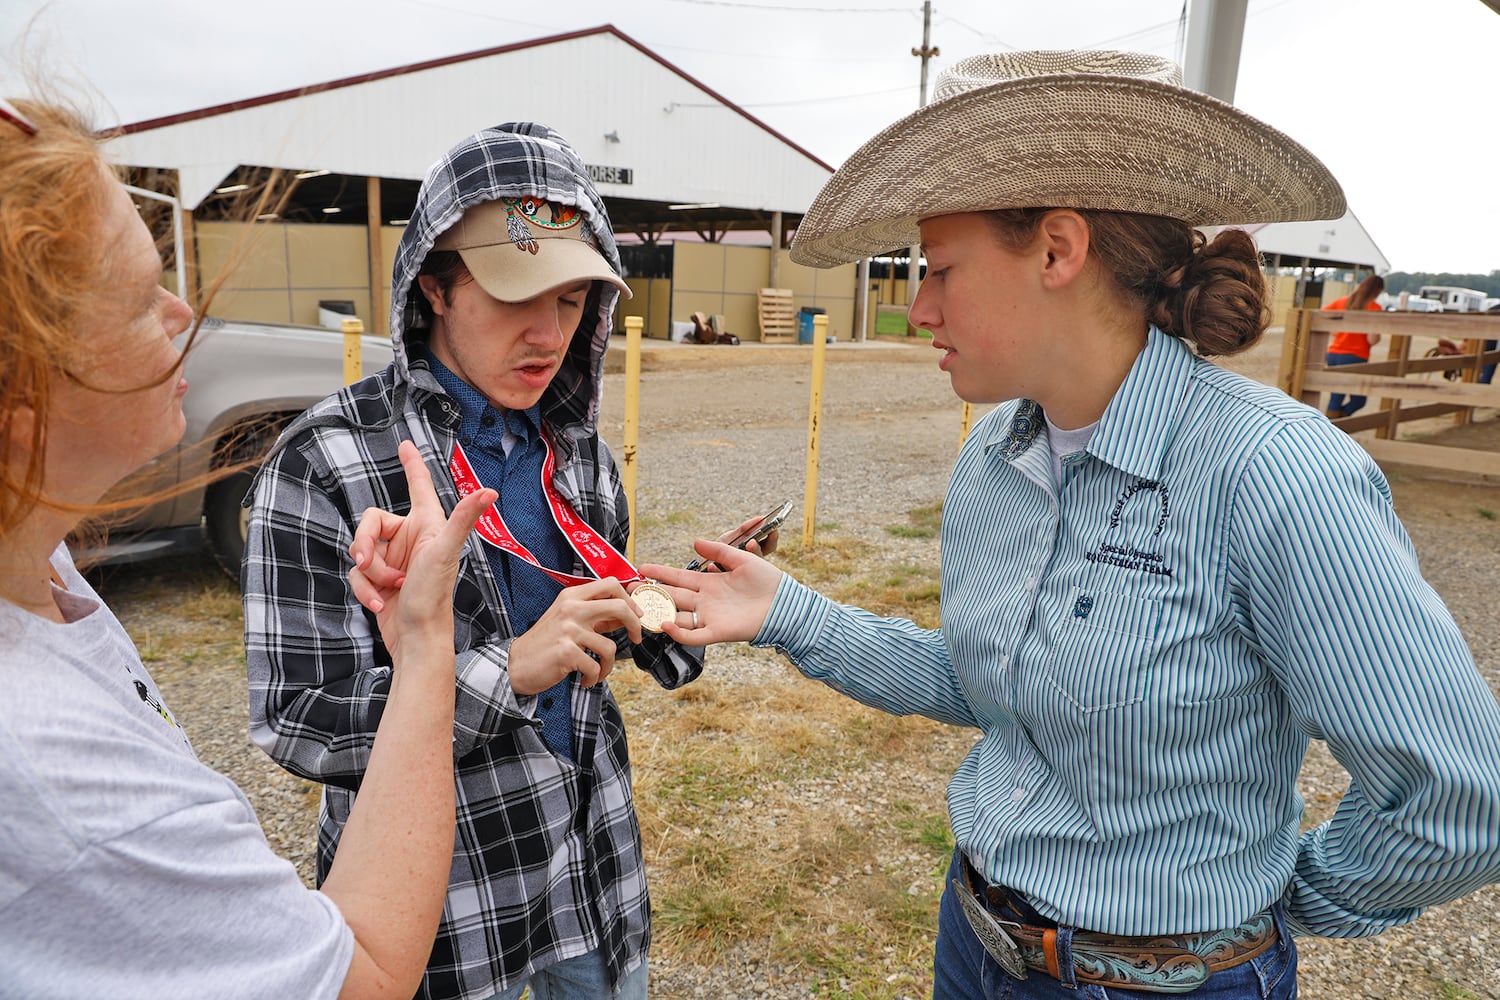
[1278, 309, 1500, 477]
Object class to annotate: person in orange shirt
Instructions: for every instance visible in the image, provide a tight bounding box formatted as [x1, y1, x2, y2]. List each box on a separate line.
[1323, 274, 1385, 417]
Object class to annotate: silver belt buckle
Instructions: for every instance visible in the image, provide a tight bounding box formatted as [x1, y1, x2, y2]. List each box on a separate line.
[952, 878, 1029, 980]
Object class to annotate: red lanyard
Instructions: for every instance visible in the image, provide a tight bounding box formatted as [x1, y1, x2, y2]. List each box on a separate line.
[448, 436, 643, 588]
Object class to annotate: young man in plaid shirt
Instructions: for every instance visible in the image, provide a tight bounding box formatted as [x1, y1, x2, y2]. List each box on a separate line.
[243, 123, 703, 1000]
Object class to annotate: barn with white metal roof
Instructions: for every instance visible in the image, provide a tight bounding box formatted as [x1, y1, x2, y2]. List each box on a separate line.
[108, 25, 857, 342]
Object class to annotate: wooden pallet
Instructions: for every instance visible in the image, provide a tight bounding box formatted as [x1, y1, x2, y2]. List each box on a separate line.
[757, 287, 796, 343]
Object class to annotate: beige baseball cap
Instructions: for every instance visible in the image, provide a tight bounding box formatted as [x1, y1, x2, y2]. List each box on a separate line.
[434, 196, 632, 301]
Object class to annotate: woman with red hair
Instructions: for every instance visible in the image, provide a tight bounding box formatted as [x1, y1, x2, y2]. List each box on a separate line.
[0, 94, 491, 998]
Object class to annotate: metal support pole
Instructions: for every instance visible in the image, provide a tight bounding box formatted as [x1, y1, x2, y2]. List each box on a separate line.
[623, 315, 644, 562]
[802, 314, 829, 551]
[769, 210, 783, 291]
[906, 0, 938, 330]
[853, 257, 870, 342]
[124, 184, 187, 302]
[1183, 0, 1248, 103]
[366, 176, 387, 338]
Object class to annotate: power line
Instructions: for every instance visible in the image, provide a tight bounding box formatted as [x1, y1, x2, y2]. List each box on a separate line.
[937, 13, 1019, 51]
[1247, 0, 1301, 21]
[1083, 15, 1182, 51]
[644, 38, 899, 64]
[1088, 0, 1302, 55]
[667, 84, 914, 109]
[397, 0, 553, 29]
[663, 0, 911, 11]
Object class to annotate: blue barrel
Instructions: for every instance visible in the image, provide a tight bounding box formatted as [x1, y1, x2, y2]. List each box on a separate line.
[798, 306, 826, 344]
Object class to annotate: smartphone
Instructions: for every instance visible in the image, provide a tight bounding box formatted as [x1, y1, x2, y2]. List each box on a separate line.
[686, 499, 793, 571]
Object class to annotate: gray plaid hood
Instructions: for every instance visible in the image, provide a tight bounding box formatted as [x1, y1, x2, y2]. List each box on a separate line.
[390, 122, 623, 442]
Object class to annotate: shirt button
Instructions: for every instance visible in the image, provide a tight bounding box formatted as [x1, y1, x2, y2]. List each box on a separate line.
[481, 413, 496, 428]
[1010, 787, 1027, 802]
[460, 435, 473, 447]
[540, 698, 553, 710]
[1024, 576, 1038, 592]
[1000, 654, 1010, 669]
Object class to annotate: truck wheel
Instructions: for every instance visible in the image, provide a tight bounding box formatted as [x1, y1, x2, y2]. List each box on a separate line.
[203, 419, 284, 580]
[204, 468, 256, 579]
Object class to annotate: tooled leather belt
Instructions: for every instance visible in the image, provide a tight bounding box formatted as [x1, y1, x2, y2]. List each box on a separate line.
[954, 856, 1278, 994]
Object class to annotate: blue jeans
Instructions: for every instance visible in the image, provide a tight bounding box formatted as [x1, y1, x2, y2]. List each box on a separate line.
[1325, 351, 1368, 416]
[484, 950, 647, 1000]
[933, 853, 1297, 998]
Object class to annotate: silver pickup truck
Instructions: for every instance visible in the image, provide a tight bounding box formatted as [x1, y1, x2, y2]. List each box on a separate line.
[78, 316, 393, 575]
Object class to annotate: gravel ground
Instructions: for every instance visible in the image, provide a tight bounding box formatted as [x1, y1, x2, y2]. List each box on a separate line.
[103, 332, 1500, 999]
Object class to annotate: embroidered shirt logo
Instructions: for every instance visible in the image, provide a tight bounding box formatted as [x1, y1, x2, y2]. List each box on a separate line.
[1084, 478, 1173, 577]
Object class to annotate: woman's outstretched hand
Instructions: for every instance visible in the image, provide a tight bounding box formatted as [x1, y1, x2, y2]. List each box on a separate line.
[638, 538, 784, 647]
[347, 440, 496, 661]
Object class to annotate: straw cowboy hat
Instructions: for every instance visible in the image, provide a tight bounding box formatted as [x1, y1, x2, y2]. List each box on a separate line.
[789, 50, 1346, 269]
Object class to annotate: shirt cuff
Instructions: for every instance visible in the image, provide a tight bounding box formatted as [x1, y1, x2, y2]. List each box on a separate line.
[751, 575, 834, 660]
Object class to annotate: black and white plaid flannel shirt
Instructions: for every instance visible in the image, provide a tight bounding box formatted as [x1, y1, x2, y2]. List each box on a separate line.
[243, 123, 703, 1000]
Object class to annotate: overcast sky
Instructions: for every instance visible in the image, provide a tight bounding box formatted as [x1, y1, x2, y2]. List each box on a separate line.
[5, 0, 1498, 274]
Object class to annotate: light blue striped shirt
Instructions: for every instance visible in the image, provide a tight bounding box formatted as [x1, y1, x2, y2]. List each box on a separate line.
[755, 325, 1500, 938]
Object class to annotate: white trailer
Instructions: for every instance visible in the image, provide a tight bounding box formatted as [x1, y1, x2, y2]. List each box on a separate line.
[1417, 285, 1488, 313]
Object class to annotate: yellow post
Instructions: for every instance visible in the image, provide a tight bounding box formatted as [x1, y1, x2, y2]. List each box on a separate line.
[802, 314, 829, 551]
[341, 317, 364, 385]
[622, 316, 643, 563]
[958, 402, 974, 452]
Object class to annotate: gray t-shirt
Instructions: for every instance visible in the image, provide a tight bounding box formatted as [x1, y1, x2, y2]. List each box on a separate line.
[0, 547, 352, 999]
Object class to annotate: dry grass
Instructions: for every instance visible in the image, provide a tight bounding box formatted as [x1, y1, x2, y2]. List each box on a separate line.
[102, 515, 970, 997]
[96, 559, 243, 682]
[615, 516, 972, 997]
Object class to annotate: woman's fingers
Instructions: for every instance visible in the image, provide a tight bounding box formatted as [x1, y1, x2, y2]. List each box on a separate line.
[349, 507, 408, 588]
[348, 564, 393, 615]
[443, 486, 497, 549]
[752, 527, 778, 558]
[715, 514, 763, 546]
[639, 541, 783, 646]
[350, 441, 494, 596]
[692, 538, 758, 571]
[656, 619, 702, 645]
[396, 439, 440, 513]
[635, 564, 704, 611]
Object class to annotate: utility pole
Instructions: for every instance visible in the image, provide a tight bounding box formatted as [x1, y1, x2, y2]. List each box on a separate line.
[1183, 0, 1248, 103]
[912, 0, 938, 104]
[906, 0, 938, 328]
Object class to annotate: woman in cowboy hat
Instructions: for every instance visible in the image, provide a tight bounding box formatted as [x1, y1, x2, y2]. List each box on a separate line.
[642, 51, 1500, 997]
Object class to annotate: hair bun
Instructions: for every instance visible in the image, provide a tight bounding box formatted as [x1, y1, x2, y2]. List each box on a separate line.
[1165, 229, 1268, 356]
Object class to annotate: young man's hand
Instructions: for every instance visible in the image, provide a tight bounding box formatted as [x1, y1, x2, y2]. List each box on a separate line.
[507, 578, 645, 695]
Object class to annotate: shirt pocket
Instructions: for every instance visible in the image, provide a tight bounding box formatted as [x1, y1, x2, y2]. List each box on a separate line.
[1042, 585, 1162, 711]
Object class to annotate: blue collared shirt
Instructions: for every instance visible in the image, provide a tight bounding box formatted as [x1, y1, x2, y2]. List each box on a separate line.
[425, 350, 576, 761]
[423, 350, 567, 628]
[756, 325, 1500, 938]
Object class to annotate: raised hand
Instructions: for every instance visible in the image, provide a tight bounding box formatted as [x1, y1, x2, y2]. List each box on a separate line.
[347, 440, 496, 662]
[638, 538, 784, 647]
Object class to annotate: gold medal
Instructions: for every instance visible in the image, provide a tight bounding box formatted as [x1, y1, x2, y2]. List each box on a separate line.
[633, 580, 678, 633]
